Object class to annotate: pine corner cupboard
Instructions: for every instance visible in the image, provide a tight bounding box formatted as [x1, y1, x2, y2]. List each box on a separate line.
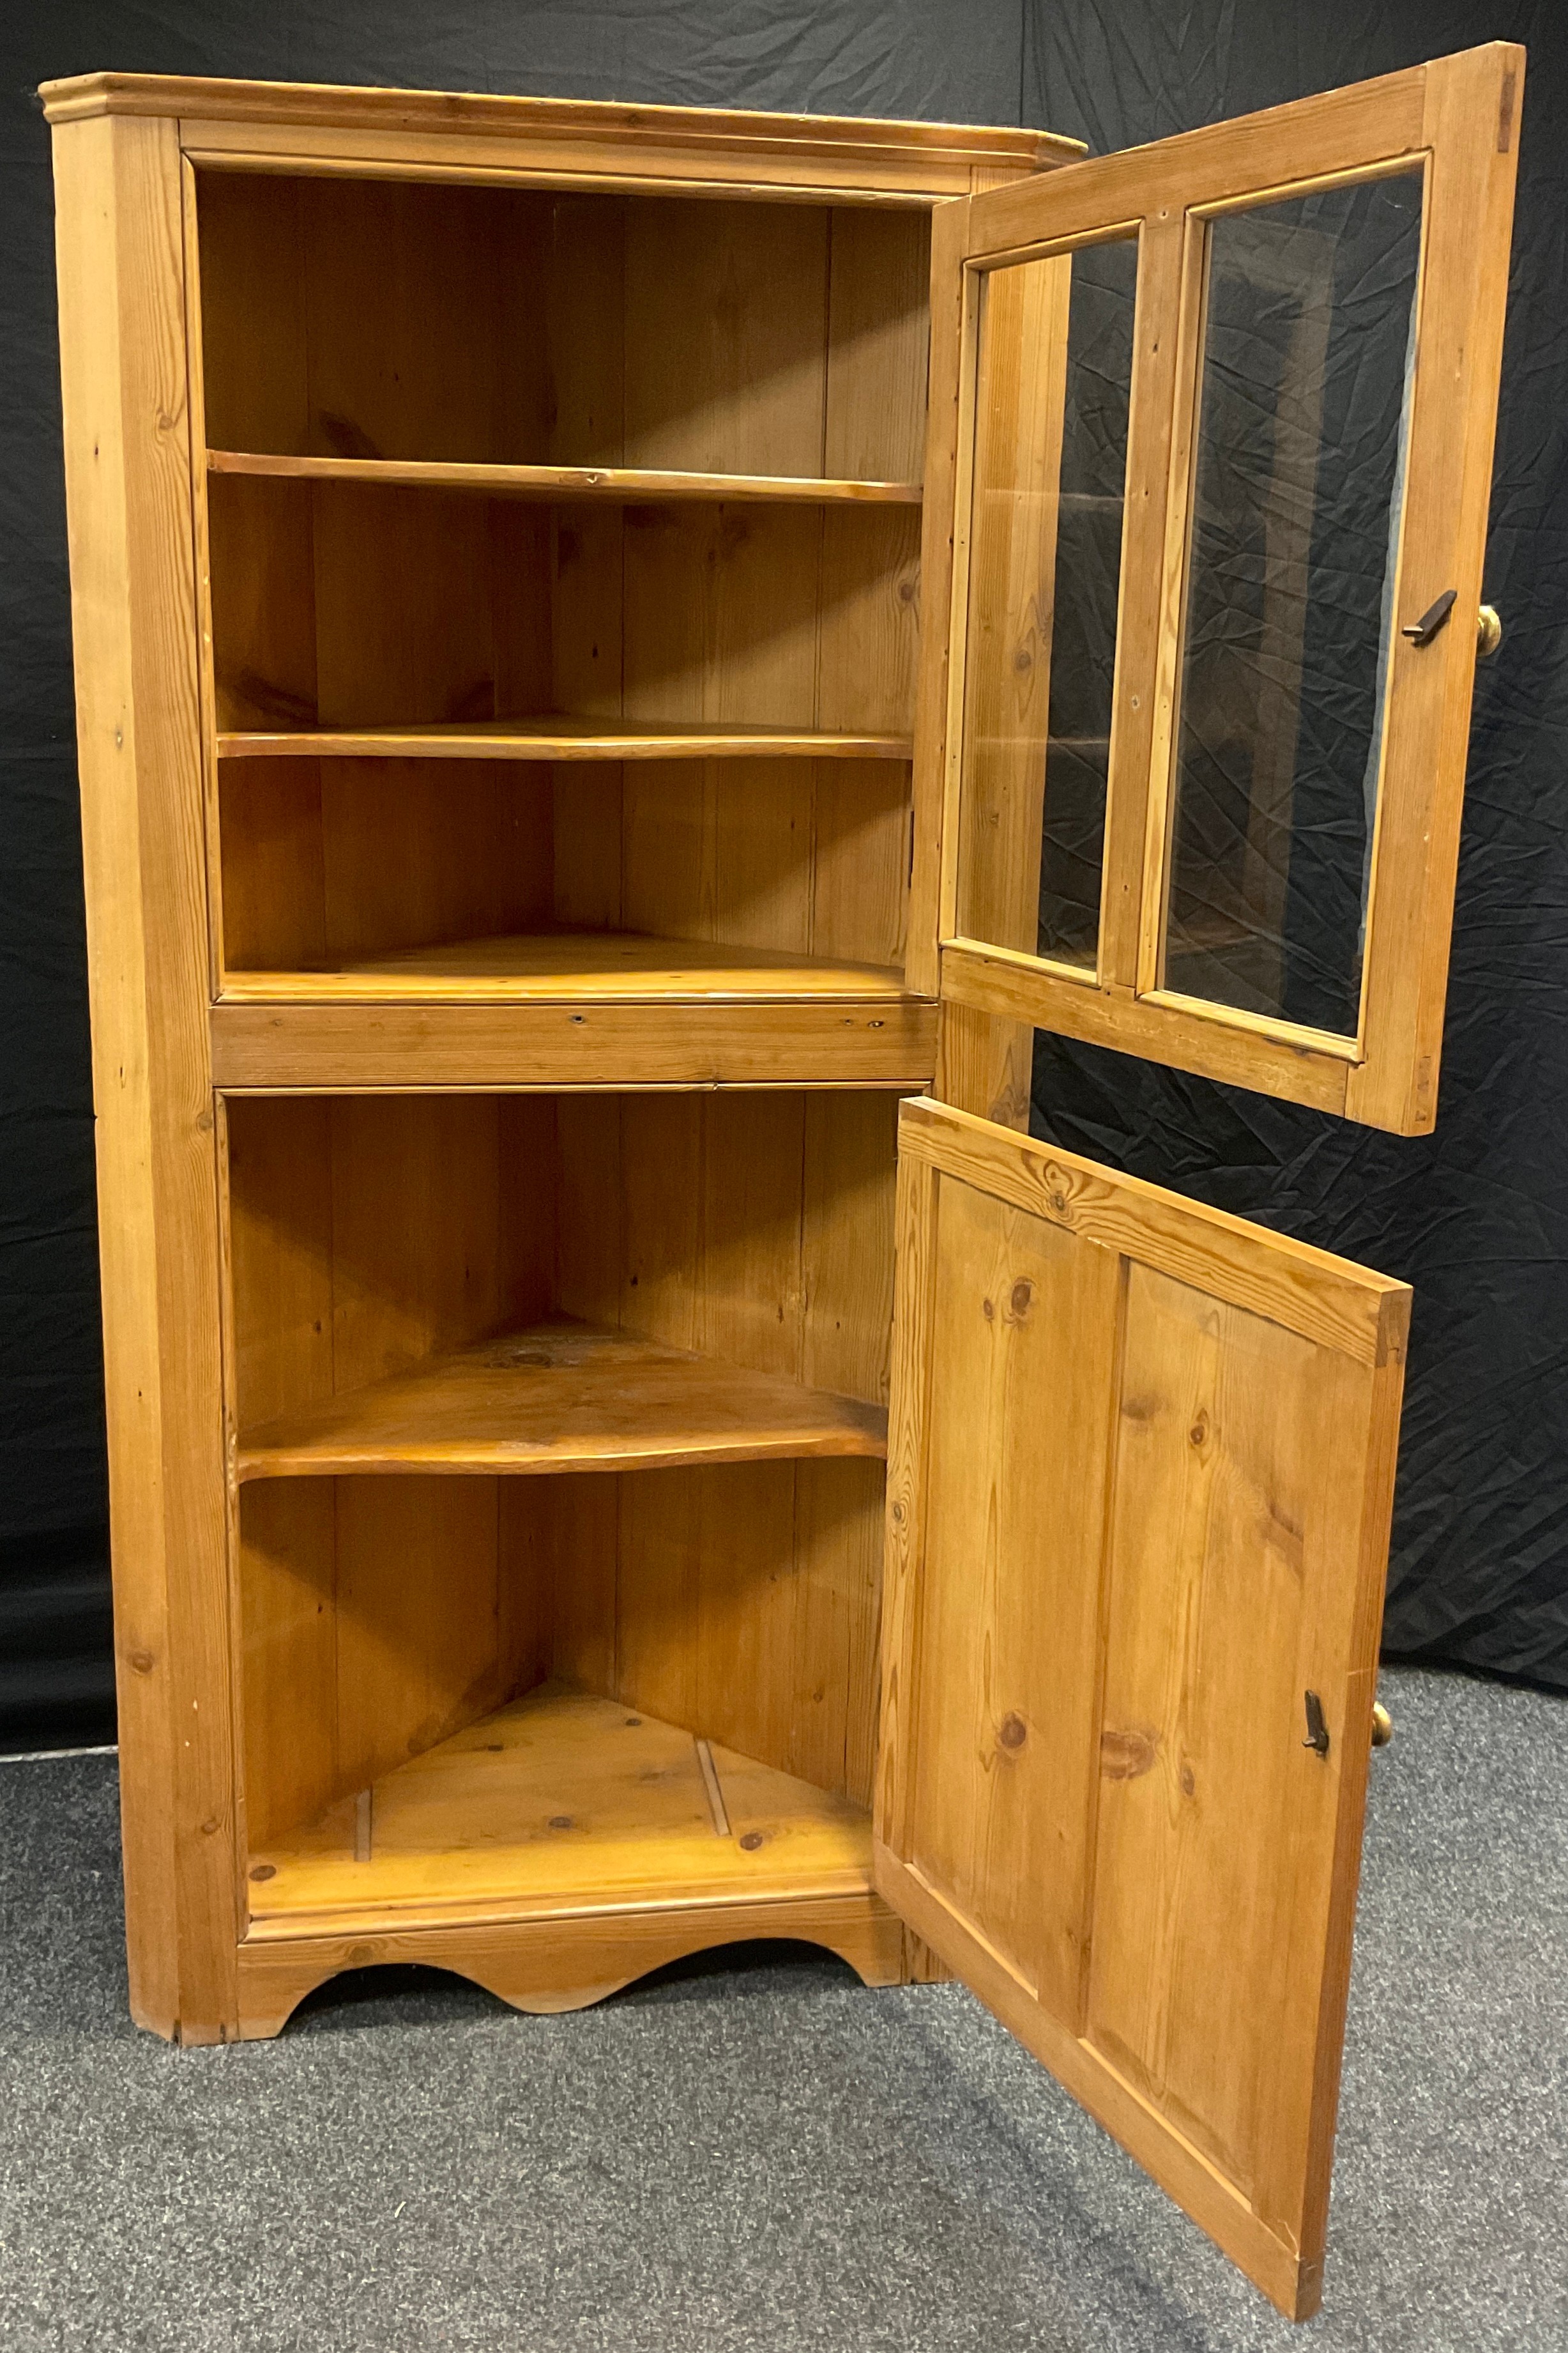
[44, 47, 1520, 2320]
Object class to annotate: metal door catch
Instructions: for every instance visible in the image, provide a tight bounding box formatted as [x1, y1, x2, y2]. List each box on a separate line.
[1302, 1690, 1330, 1758]
[1401, 588, 1458, 645]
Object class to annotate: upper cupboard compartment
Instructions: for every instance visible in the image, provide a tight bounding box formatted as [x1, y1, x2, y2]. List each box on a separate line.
[194, 172, 931, 489]
[193, 172, 932, 1016]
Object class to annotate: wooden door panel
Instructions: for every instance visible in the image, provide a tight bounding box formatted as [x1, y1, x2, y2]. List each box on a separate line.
[876, 1096, 1408, 2319]
[904, 1174, 1117, 2008]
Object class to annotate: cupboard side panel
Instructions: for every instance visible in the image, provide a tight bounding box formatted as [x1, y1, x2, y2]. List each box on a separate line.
[54, 111, 238, 2041]
[622, 199, 830, 476]
[497, 1094, 560, 1331]
[497, 1478, 556, 1699]
[335, 1476, 508, 1791]
[616, 1095, 704, 1350]
[327, 1096, 506, 1392]
[694, 1459, 801, 1773]
[225, 1094, 334, 1428]
[318, 758, 554, 964]
[206, 471, 317, 729]
[793, 1455, 886, 1805]
[824, 205, 931, 487]
[801, 1091, 898, 1406]
[697, 1091, 808, 1381]
[193, 169, 308, 455]
[543, 1473, 620, 1697]
[218, 757, 328, 972]
[613, 1465, 701, 1732]
[238, 1480, 338, 1849]
[554, 1094, 623, 1330]
[300, 178, 517, 463]
[544, 193, 625, 470]
[620, 758, 815, 958]
[809, 759, 911, 974]
[816, 503, 922, 735]
[621, 503, 824, 728]
[310, 483, 494, 728]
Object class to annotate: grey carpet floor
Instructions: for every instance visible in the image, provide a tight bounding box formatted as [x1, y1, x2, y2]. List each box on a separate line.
[1, 1662, 1564, 2352]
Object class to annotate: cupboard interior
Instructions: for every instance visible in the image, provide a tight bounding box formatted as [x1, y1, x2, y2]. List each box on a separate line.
[216, 751, 913, 992]
[229, 1089, 896, 1922]
[195, 171, 933, 480]
[197, 171, 929, 993]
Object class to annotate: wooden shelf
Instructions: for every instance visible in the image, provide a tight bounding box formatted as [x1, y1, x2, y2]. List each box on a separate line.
[208, 449, 923, 505]
[246, 1684, 874, 1935]
[220, 928, 913, 1004]
[217, 717, 915, 763]
[238, 1315, 888, 1481]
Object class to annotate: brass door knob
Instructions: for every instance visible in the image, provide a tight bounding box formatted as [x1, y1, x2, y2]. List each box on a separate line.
[1371, 1701, 1394, 1748]
[1477, 605, 1503, 658]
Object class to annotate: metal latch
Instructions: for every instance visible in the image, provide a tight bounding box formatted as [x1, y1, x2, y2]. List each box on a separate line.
[1302, 1689, 1330, 1758]
[1401, 588, 1458, 646]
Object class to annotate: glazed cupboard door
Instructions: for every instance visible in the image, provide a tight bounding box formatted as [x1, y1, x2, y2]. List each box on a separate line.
[918, 45, 1522, 1131]
[874, 1096, 1410, 2319]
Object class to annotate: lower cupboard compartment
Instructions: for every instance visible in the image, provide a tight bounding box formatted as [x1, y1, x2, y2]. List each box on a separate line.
[227, 1085, 898, 1943]
[238, 1462, 885, 1931]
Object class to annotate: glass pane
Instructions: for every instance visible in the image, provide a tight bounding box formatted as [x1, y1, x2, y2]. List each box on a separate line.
[1163, 170, 1424, 1035]
[957, 235, 1138, 972]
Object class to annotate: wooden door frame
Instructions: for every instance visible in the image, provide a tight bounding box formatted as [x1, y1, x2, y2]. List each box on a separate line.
[918, 45, 1523, 1133]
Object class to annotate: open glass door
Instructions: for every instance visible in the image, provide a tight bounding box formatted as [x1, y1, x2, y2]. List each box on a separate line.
[915, 46, 1522, 1132]
[875, 1095, 1409, 2318]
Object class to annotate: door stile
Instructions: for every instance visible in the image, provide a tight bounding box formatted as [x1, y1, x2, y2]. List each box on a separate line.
[1133, 204, 1210, 997]
[908, 192, 973, 998]
[1346, 45, 1522, 1131]
[1068, 1244, 1132, 2036]
[873, 1146, 940, 1861]
[1104, 206, 1187, 992]
[1279, 1326, 1408, 2275]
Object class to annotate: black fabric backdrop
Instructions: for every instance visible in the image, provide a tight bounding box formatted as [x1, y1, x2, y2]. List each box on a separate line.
[2, 1, 1563, 1749]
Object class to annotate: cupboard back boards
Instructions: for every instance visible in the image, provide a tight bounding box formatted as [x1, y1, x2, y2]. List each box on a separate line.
[44, 49, 1520, 2321]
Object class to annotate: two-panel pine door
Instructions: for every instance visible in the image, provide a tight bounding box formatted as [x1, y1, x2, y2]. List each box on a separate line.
[881, 46, 1522, 2321]
[876, 1098, 1406, 2319]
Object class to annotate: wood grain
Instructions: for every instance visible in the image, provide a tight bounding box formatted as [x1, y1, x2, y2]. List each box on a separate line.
[45, 61, 1058, 2048]
[209, 998, 937, 1089]
[218, 928, 910, 1002]
[238, 1316, 888, 1478]
[876, 1094, 1410, 2317]
[52, 109, 239, 2046]
[1346, 44, 1524, 1131]
[42, 70, 1076, 178]
[208, 450, 922, 502]
[248, 1683, 874, 1929]
[219, 719, 913, 761]
[234, 1887, 904, 2037]
[932, 45, 1521, 1131]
